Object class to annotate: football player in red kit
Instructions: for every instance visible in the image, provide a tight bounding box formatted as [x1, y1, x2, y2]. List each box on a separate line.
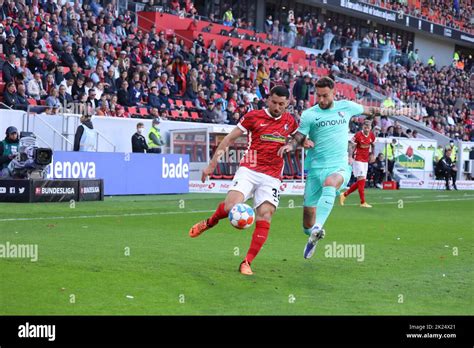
[340, 119, 376, 208]
[188, 86, 308, 275]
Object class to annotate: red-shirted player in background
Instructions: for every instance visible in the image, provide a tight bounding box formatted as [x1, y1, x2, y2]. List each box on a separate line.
[188, 86, 312, 275]
[340, 119, 375, 208]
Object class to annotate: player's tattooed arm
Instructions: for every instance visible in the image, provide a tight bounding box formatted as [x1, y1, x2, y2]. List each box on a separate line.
[348, 141, 355, 164]
[277, 132, 309, 157]
[362, 106, 383, 119]
[363, 106, 413, 119]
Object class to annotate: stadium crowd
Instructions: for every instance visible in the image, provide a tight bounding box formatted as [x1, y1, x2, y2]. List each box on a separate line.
[0, 0, 472, 142]
[0, 0, 329, 124]
[316, 49, 473, 141]
[360, 0, 473, 35]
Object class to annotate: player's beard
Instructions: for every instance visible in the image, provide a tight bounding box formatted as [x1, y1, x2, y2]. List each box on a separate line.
[268, 109, 282, 118]
[319, 101, 334, 110]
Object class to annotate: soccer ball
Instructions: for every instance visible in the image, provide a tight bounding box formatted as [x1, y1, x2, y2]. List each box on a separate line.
[228, 203, 255, 229]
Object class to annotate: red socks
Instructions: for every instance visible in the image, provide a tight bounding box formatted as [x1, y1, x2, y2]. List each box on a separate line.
[345, 181, 359, 196]
[245, 220, 270, 264]
[207, 202, 228, 227]
[357, 179, 366, 204]
[345, 180, 366, 203]
[206, 204, 271, 264]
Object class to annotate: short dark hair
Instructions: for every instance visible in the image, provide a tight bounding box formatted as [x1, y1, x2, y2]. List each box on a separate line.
[315, 76, 335, 89]
[269, 86, 290, 99]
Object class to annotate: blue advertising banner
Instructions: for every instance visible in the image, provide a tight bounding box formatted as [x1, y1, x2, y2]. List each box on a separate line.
[46, 152, 190, 195]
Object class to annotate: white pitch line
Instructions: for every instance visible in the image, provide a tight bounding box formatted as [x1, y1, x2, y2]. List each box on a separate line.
[0, 197, 472, 223]
[0, 210, 216, 223]
[404, 196, 422, 199]
[436, 195, 450, 198]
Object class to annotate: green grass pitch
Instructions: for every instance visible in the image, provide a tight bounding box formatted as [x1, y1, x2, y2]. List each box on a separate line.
[0, 189, 472, 315]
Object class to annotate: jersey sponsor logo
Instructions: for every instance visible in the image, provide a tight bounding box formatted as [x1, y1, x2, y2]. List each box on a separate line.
[259, 123, 269, 127]
[260, 133, 286, 143]
[338, 111, 345, 118]
[314, 118, 347, 127]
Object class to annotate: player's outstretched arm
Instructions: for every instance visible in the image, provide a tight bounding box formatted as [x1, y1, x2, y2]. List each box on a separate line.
[362, 106, 383, 120]
[362, 106, 413, 119]
[201, 127, 244, 183]
[277, 131, 309, 157]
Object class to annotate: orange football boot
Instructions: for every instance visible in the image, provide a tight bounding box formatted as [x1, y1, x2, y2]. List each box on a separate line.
[189, 220, 212, 238]
[239, 260, 253, 275]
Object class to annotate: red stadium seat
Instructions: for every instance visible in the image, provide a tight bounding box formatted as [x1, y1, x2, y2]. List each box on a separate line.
[0, 82, 5, 94]
[127, 107, 138, 115]
[170, 110, 180, 119]
[28, 99, 37, 106]
[185, 100, 194, 109]
[190, 112, 200, 121]
[180, 111, 190, 120]
[175, 99, 184, 108]
[138, 108, 148, 117]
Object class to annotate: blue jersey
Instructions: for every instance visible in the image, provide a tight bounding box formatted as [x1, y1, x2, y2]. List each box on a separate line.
[298, 100, 364, 171]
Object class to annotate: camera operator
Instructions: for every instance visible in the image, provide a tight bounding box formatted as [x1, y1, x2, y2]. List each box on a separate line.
[0, 127, 20, 172]
[436, 148, 458, 190]
[131, 122, 148, 153]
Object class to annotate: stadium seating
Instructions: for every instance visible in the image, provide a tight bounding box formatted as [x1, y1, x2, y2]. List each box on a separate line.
[0, 0, 471, 146]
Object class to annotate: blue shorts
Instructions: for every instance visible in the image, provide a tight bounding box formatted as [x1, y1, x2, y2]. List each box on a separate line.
[303, 164, 352, 207]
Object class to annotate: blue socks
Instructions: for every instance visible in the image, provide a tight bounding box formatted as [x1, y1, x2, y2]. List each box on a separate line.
[315, 186, 337, 228]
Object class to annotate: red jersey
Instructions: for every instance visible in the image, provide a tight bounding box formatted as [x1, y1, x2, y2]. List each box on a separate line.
[351, 131, 375, 162]
[237, 109, 298, 179]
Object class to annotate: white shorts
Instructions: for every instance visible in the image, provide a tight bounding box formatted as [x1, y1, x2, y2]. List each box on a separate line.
[352, 160, 369, 178]
[230, 167, 281, 208]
